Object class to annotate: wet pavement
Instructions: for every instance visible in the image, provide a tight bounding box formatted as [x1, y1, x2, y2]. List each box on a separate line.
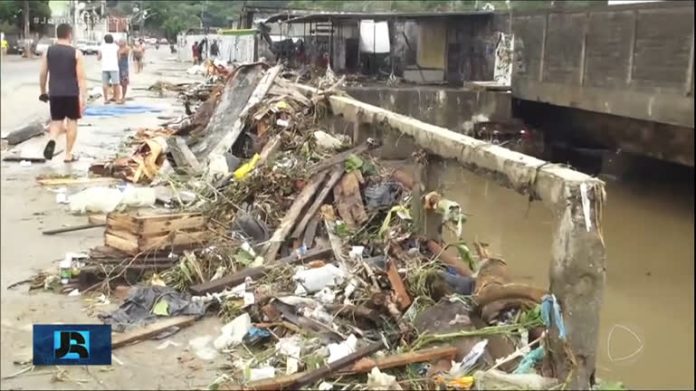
[0, 49, 226, 389]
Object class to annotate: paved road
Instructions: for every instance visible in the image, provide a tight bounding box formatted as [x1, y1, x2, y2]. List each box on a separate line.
[0, 54, 103, 134]
[0, 50, 224, 389]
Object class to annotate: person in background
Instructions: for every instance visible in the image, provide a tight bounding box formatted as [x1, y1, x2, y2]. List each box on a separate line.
[210, 40, 219, 60]
[98, 34, 120, 104]
[132, 39, 144, 73]
[192, 41, 199, 64]
[198, 38, 207, 62]
[39, 23, 86, 163]
[117, 39, 130, 104]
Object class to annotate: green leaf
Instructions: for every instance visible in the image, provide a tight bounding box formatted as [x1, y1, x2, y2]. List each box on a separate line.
[595, 380, 626, 391]
[344, 154, 363, 172]
[152, 299, 170, 316]
[454, 243, 477, 272]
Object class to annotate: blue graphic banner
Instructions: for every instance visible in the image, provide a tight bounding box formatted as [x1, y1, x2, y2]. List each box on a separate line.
[33, 324, 112, 366]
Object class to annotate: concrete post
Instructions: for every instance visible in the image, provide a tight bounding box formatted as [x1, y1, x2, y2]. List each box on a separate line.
[547, 182, 606, 389]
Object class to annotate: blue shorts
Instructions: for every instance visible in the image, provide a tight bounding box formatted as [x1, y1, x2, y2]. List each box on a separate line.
[102, 70, 119, 86]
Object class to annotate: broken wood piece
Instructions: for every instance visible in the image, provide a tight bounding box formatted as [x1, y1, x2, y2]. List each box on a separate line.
[385, 258, 412, 311]
[37, 176, 118, 187]
[166, 136, 201, 174]
[4, 120, 46, 145]
[288, 342, 385, 390]
[111, 315, 198, 349]
[257, 133, 282, 166]
[426, 240, 473, 277]
[302, 214, 320, 248]
[263, 170, 329, 262]
[88, 214, 107, 225]
[308, 139, 376, 175]
[337, 346, 458, 375]
[43, 223, 106, 236]
[204, 64, 280, 170]
[190, 247, 332, 295]
[2, 156, 46, 163]
[291, 165, 344, 239]
[333, 171, 368, 229]
[323, 304, 382, 325]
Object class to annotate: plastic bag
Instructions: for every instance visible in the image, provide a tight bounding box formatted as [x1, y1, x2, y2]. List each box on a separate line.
[68, 187, 123, 214]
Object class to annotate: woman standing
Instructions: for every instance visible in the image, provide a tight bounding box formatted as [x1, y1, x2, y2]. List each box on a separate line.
[117, 39, 130, 104]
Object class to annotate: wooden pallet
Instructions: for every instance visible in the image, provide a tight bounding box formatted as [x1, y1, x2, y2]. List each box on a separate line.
[104, 212, 208, 255]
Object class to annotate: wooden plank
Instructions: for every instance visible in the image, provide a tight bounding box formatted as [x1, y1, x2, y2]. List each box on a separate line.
[88, 214, 108, 225]
[105, 233, 139, 254]
[291, 165, 344, 239]
[263, 171, 329, 263]
[167, 136, 202, 173]
[139, 230, 208, 252]
[333, 171, 368, 229]
[288, 342, 384, 390]
[4, 121, 46, 145]
[37, 177, 118, 186]
[385, 257, 412, 311]
[106, 228, 141, 244]
[337, 346, 458, 375]
[111, 316, 198, 349]
[106, 214, 138, 232]
[43, 223, 105, 236]
[139, 215, 206, 236]
[3, 156, 46, 163]
[190, 247, 332, 295]
[308, 140, 373, 175]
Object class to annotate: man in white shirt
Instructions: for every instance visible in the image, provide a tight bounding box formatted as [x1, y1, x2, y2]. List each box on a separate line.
[97, 34, 120, 104]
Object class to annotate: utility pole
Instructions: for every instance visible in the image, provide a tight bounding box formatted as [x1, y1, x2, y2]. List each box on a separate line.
[22, 0, 32, 58]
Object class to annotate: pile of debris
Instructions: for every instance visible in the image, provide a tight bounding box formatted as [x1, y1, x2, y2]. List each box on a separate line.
[27, 61, 593, 390]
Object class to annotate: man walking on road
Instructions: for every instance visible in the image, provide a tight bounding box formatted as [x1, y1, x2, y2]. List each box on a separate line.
[39, 23, 86, 163]
[98, 34, 120, 104]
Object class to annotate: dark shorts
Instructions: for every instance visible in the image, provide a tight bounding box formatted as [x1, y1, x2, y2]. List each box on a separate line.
[49, 96, 81, 121]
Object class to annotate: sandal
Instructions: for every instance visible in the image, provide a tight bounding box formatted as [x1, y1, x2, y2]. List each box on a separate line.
[63, 155, 80, 163]
[42, 140, 56, 160]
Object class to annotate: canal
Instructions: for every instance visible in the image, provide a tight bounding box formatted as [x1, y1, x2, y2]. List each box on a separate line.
[438, 155, 694, 389]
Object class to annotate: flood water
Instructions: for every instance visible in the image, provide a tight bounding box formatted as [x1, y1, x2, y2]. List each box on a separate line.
[436, 156, 694, 389]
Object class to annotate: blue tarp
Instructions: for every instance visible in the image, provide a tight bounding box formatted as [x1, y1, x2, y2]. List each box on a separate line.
[84, 104, 164, 117]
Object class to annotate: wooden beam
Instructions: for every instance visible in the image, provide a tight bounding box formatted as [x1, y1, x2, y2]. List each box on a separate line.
[189, 247, 332, 295]
[167, 136, 201, 174]
[290, 165, 344, 239]
[111, 316, 198, 349]
[263, 170, 329, 262]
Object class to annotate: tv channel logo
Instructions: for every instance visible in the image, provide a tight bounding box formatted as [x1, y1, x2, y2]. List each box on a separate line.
[33, 325, 112, 366]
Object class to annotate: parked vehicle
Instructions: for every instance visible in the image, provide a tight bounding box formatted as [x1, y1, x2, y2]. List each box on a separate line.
[34, 37, 54, 55]
[76, 40, 100, 55]
[159, 38, 168, 44]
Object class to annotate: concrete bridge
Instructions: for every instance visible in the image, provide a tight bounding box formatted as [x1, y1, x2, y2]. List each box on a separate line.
[511, 1, 694, 166]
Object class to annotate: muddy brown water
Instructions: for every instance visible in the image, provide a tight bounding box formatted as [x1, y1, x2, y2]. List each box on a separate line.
[433, 157, 694, 389]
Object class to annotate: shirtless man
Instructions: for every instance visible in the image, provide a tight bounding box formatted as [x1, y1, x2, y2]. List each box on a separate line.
[117, 39, 130, 104]
[39, 23, 87, 163]
[132, 39, 144, 73]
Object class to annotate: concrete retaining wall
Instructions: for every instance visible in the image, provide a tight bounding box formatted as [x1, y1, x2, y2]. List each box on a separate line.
[345, 86, 512, 134]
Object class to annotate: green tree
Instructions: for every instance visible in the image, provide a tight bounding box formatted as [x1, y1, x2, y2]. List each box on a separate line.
[0, 0, 51, 35]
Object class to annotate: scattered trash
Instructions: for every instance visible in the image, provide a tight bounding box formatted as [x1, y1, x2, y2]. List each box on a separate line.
[19, 160, 32, 167]
[189, 336, 218, 361]
[99, 286, 207, 332]
[367, 367, 403, 390]
[248, 366, 276, 381]
[214, 313, 251, 350]
[327, 334, 358, 363]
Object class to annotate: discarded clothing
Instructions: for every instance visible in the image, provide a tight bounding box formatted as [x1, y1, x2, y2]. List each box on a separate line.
[364, 181, 402, 210]
[84, 104, 164, 117]
[230, 212, 270, 244]
[438, 271, 475, 295]
[99, 286, 207, 332]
